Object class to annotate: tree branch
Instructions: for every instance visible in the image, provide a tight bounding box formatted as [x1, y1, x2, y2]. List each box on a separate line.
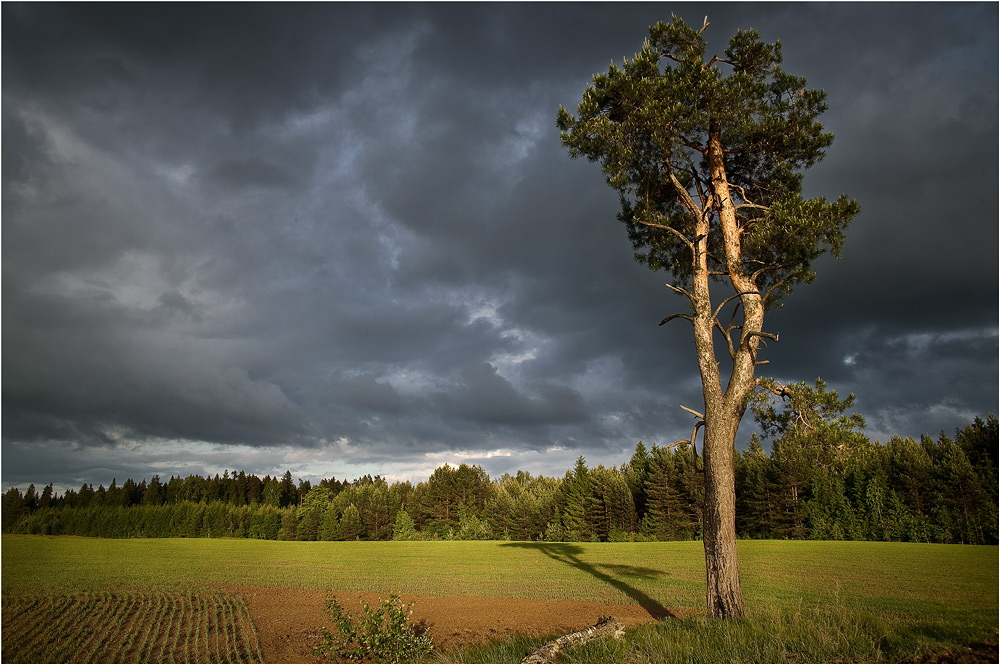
[735, 202, 770, 215]
[750, 263, 794, 284]
[664, 282, 696, 305]
[740, 330, 778, 367]
[706, 55, 736, 68]
[670, 420, 705, 461]
[756, 377, 788, 396]
[728, 182, 768, 212]
[743, 330, 779, 344]
[707, 291, 756, 360]
[665, 163, 706, 219]
[691, 169, 710, 210]
[714, 318, 737, 360]
[659, 312, 693, 326]
[631, 217, 695, 251]
[711, 291, 755, 323]
[680, 404, 704, 419]
[762, 272, 802, 304]
[679, 135, 709, 155]
[690, 420, 704, 458]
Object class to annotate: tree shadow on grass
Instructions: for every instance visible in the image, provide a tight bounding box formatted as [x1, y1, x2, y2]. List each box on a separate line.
[500, 542, 676, 620]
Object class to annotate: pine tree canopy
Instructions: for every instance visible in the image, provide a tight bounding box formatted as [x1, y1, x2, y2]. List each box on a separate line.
[557, 15, 859, 309]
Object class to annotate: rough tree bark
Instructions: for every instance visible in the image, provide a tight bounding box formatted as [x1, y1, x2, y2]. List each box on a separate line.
[701, 408, 746, 618]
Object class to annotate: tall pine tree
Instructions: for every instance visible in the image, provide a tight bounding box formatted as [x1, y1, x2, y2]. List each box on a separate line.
[558, 15, 858, 617]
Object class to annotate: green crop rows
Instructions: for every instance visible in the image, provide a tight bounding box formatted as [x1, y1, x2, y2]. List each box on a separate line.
[1, 587, 263, 664]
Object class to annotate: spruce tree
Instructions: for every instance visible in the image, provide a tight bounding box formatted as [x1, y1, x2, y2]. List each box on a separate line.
[734, 435, 778, 537]
[23, 484, 38, 512]
[645, 447, 692, 539]
[562, 456, 592, 540]
[319, 503, 342, 541]
[340, 504, 362, 541]
[278, 471, 297, 508]
[624, 442, 652, 522]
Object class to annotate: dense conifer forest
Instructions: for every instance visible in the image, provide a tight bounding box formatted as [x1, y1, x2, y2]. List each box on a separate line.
[5, 412, 995, 545]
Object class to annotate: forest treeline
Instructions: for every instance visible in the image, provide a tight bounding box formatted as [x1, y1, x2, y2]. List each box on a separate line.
[3, 385, 996, 545]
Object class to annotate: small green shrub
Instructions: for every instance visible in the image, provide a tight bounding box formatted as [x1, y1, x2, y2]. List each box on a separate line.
[314, 593, 433, 663]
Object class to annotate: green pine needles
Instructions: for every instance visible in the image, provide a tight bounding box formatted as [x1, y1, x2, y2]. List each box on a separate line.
[556, 14, 860, 306]
[314, 593, 433, 663]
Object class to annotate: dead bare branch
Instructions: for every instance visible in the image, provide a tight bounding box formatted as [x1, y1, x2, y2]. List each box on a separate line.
[714, 318, 737, 360]
[711, 291, 755, 323]
[742, 330, 779, 366]
[680, 404, 704, 419]
[659, 313, 693, 326]
[631, 217, 695, 251]
[743, 330, 779, 344]
[522, 617, 625, 664]
[728, 182, 767, 210]
[690, 420, 704, 457]
[750, 263, 794, 284]
[665, 164, 706, 219]
[670, 420, 706, 461]
[664, 282, 696, 304]
[706, 55, 736, 68]
[761, 272, 802, 304]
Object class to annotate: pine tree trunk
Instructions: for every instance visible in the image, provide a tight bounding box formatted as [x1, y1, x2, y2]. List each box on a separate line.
[692, 311, 748, 619]
[690, 119, 761, 620]
[702, 412, 745, 618]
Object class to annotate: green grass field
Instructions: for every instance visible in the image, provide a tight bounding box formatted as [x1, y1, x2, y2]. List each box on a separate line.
[2, 535, 997, 663]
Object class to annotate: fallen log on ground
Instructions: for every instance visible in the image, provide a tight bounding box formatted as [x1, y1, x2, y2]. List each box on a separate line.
[521, 616, 625, 664]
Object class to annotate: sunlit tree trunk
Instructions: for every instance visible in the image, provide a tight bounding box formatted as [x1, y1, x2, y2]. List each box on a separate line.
[701, 404, 745, 617]
[690, 121, 769, 618]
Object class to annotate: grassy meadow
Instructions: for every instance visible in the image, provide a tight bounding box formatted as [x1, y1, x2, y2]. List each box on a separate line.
[2, 535, 997, 662]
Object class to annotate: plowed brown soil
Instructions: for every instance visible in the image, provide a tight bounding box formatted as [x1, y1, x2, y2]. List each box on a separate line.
[228, 585, 680, 663]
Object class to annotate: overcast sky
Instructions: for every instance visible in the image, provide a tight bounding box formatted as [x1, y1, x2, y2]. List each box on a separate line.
[3, 3, 997, 492]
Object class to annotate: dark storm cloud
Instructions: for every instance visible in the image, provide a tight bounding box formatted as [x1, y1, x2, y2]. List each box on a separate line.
[205, 159, 299, 191]
[430, 362, 587, 426]
[3, 3, 996, 490]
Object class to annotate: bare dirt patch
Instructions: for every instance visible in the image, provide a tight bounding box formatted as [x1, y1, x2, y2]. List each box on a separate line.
[227, 585, 682, 663]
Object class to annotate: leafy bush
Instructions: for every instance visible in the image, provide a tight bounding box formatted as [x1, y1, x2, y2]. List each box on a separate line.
[314, 593, 433, 663]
